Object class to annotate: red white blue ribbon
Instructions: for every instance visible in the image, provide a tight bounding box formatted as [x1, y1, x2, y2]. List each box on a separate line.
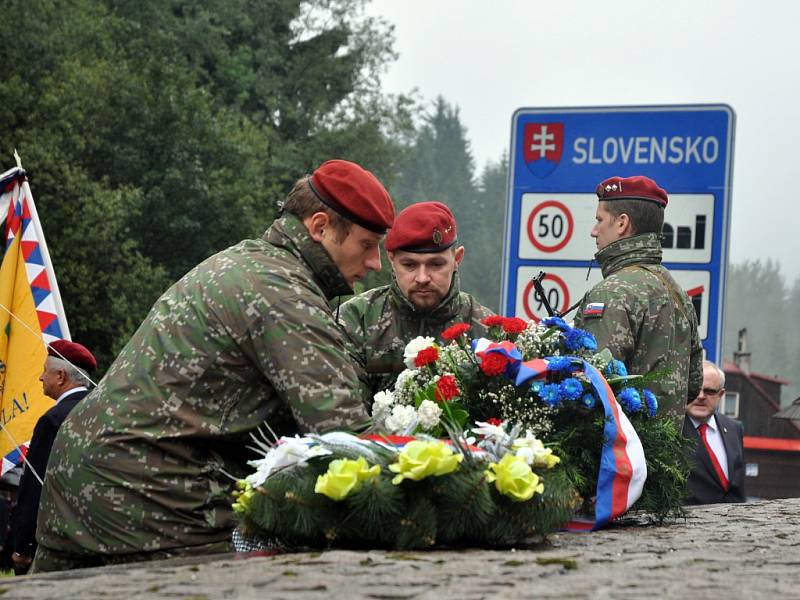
[512, 352, 647, 530]
[579, 359, 646, 529]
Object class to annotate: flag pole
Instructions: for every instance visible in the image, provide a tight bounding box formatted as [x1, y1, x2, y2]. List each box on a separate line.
[0, 154, 81, 482]
[1, 159, 44, 483]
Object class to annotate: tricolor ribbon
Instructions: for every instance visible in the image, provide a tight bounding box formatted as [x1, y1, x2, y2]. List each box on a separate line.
[514, 356, 647, 529]
[471, 338, 523, 378]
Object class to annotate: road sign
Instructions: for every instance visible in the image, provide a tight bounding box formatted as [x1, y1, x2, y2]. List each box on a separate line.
[501, 105, 735, 362]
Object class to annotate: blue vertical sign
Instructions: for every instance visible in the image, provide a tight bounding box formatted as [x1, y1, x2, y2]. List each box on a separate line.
[501, 105, 735, 362]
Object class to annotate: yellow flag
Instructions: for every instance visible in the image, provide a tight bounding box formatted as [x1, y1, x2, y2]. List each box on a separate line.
[0, 167, 69, 474]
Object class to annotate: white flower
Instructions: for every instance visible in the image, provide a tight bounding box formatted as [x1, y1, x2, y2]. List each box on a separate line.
[403, 336, 436, 369]
[471, 420, 508, 443]
[513, 431, 559, 467]
[384, 404, 418, 434]
[394, 368, 418, 392]
[417, 400, 443, 430]
[372, 390, 395, 428]
[246, 436, 331, 487]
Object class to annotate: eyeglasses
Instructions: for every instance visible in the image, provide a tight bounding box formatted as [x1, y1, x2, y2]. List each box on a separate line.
[701, 387, 723, 396]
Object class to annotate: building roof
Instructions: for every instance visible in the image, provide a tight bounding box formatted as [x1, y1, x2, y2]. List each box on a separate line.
[723, 362, 800, 433]
[774, 397, 800, 420]
[723, 361, 792, 386]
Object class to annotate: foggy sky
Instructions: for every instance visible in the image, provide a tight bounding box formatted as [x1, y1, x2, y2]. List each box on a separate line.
[367, 0, 800, 283]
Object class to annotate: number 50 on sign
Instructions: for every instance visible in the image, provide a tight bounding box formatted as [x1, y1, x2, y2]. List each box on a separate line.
[519, 195, 598, 261]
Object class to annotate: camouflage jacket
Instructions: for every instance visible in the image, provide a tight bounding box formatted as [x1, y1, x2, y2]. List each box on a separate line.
[339, 276, 494, 396]
[573, 233, 703, 419]
[37, 215, 370, 557]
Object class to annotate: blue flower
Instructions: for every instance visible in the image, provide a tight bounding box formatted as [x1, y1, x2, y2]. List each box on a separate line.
[538, 383, 562, 407]
[580, 393, 596, 409]
[542, 316, 570, 331]
[559, 377, 584, 401]
[643, 389, 658, 417]
[604, 359, 628, 377]
[546, 356, 574, 373]
[564, 328, 597, 352]
[530, 380, 543, 393]
[578, 330, 597, 351]
[563, 329, 583, 351]
[618, 387, 642, 413]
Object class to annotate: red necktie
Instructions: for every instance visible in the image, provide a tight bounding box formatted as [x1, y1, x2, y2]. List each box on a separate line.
[697, 423, 729, 492]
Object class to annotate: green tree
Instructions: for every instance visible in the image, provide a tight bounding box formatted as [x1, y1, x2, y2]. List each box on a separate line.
[723, 260, 799, 404]
[466, 153, 509, 311]
[0, 0, 410, 369]
[390, 97, 505, 310]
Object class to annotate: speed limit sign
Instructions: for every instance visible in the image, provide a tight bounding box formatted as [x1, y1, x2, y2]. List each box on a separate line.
[521, 273, 571, 322]
[518, 194, 596, 261]
[526, 200, 573, 252]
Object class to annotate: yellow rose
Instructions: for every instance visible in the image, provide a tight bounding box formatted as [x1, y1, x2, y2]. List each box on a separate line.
[486, 454, 544, 502]
[314, 456, 381, 501]
[389, 440, 463, 484]
[232, 480, 255, 514]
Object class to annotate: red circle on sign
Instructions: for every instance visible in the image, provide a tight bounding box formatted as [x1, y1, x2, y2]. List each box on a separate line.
[522, 274, 570, 323]
[527, 200, 574, 253]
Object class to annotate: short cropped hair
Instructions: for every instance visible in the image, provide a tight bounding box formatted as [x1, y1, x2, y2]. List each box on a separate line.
[50, 356, 92, 388]
[603, 199, 665, 235]
[703, 359, 726, 389]
[281, 177, 352, 243]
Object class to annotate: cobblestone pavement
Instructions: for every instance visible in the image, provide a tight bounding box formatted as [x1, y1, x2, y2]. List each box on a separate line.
[3, 498, 800, 600]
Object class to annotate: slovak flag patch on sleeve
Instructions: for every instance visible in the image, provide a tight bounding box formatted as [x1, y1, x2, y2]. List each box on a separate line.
[583, 302, 605, 318]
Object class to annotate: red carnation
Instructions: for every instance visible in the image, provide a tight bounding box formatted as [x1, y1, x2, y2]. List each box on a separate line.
[414, 346, 439, 367]
[481, 315, 505, 327]
[501, 317, 528, 334]
[441, 323, 471, 341]
[479, 352, 510, 376]
[486, 417, 503, 426]
[435, 375, 460, 402]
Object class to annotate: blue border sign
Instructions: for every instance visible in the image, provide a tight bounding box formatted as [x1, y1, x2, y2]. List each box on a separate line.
[501, 104, 735, 362]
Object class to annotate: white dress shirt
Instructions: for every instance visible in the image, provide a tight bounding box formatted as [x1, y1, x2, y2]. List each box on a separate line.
[689, 413, 729, 479]
[54, 386, 88, 405]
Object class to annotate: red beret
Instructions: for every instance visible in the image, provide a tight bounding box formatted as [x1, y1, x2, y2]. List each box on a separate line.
[596, 175, 668, 208]
[309, 160, 395, 234]
[48, 340, 97, 373]
[385, 201, 457, 253]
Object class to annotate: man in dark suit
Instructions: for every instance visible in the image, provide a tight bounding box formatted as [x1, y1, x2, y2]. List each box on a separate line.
[683, 359, 746, 505]
[10, 340, 96, 574]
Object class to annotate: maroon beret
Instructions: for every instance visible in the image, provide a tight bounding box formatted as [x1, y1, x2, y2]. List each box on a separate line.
[385, 201, 457, 253]
[596, 175, 668, 208]
[48, 339, 97, 373]
[309, 160, 395, 234]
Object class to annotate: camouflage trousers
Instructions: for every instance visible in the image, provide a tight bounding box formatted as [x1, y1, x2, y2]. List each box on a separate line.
[29, 538, 235, 573]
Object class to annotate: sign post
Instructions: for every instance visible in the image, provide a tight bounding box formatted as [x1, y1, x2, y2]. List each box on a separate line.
[501, 105, 735, 362]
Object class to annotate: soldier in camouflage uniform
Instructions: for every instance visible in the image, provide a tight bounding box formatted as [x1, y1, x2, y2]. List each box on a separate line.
[340, 201, 494, 397]
[573, 176, 703, 420]
[31, 160, 395, 572]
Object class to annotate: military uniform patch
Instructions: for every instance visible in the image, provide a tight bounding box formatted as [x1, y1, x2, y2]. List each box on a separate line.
[583, 302, 605, 318]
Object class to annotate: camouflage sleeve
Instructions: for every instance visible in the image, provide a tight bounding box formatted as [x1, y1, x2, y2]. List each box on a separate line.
[573, 288, 637, 364]
[337, 296, 369, 362]
[339, 294, 388, 402]
[468, 297, 496, 337]
[687, 308, 704, 402]
[253, 292, 371, 433]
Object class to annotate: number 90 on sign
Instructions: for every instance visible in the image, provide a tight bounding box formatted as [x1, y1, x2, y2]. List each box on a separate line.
[521, 273, 570, 322]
